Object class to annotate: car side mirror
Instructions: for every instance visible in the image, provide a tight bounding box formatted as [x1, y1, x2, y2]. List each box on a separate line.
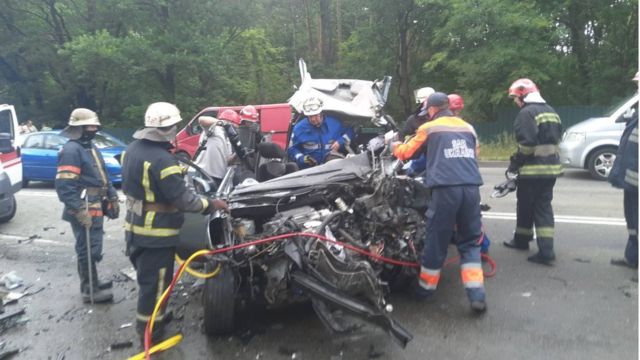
[0, 133, 13, 154]
[616, 107, 636, 123]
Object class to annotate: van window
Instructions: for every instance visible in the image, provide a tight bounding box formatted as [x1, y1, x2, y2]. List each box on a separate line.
[604, 94, 636, 116]
[0, 109, 14, 138]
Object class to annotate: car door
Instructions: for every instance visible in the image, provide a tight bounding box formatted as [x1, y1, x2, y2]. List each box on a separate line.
[20, 133, 47, 180]
[42, 134, 68, 180]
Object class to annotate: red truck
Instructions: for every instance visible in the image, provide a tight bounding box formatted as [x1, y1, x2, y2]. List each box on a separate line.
[174, 103, 292, 160]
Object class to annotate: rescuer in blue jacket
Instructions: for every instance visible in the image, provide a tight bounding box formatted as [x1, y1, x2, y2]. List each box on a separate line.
[55, 108, 119, 304]
[288, 97, 354, 169]
[609, 72, 639, 269]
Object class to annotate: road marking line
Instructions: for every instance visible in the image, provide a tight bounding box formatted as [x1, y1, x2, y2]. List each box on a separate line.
[16, 191, 57, 197]
[482, 212, 626, 226]
[0, 233, 69, 246]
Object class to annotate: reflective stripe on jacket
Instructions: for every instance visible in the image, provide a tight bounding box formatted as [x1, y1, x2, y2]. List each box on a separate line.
[512, 103, 563, 178]
[609, 115, 638, 190]
[122, 139, 208, 248]
[55, 139, 117, 223]
[393, 115, 483, 188]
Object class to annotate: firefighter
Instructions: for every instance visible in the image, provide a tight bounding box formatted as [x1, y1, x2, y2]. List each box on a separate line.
[609, 72, 638, 269]
[448, 94, 464, 116]
[502, 78, 563, 266]
[287, 97, 353, 169]
[400, 87, 435, 140]
[55, 108, 119, 304]
[121, 102, 228, 341]
[239, 105, 259, 123]
[194, 109, 241, 183]
[391, 92, 486, 313]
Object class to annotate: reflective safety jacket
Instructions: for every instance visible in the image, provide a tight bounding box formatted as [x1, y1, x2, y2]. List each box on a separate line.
[121, 139, 210, 248]
[55, 139, 117, 224]
[287, 115, 354, 168]
[393, 115, 483, 188]
[609, 115, 638, 191]
[511, 103, 563, 178]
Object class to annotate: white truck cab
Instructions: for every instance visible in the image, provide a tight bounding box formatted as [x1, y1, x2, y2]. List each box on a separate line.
[0, 104, 22, 222]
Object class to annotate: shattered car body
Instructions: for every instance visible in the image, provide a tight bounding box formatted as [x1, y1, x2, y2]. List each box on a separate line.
[177, 61, 428, 347]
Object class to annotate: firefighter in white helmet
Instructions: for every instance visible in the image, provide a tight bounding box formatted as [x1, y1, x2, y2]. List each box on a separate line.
[121, 102, 228, 343]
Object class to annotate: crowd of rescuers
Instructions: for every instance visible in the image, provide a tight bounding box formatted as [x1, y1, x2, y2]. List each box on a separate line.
[51, 73, 636, 345]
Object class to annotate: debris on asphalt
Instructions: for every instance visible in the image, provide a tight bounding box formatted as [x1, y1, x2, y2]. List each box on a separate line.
[521, 292, 532, 297]
[109, 341, 133, 350]
[42, 226, 55, 231]
[368, 344, 384, 359]
[0, 347, 20, 360]
[572, 258, 591, 263]
[17, 235, 40, 245]
[0, 308, 26, 334]
[278, 346, 298, 358]
[119, 322, 133, 329]
[2, 292, 26, 306]
[0, 272, 23, 290]
[120, 267, 137, 281]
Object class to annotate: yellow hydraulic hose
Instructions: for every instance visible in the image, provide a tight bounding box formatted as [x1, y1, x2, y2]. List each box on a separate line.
[174, 254, 222, 279]
[127, 334, 183, 360]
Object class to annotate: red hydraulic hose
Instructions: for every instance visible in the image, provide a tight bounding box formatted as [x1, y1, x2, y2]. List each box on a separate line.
[143, 231, 497, 357]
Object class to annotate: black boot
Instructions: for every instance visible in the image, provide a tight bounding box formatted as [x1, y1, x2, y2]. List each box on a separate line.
[503, 239, 529, 250]
[78, 261, 114, 303]
[528, 238, 555, 266]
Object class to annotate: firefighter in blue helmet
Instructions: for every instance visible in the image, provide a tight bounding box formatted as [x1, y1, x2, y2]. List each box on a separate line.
[121, 102, 228, 342]
[55, 108, 119, 304]
[288, 97, 354, 168]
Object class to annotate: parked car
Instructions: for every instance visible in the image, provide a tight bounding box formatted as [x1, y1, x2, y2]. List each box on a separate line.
[560, 93, 639, 180]
[20, 130, 125, 187]
[174, 103, 292, 160]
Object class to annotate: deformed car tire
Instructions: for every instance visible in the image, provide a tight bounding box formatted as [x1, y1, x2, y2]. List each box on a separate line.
[587, 146, 617, 181]
[203, 262, 236, 336]
[0, 195, 17, 223]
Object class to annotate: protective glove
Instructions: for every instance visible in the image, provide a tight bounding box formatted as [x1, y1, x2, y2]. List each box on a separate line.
[303, 155, 318, 167]
[74, 209, 92, 228]
[507, 154, 521, 175]
[204, 198, 229, 215]
[104, 198, 120, 220]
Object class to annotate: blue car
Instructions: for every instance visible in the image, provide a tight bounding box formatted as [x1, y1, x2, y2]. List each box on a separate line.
[20, 130, 125, 187]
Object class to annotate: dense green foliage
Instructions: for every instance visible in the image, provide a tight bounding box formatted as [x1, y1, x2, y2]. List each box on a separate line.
[0, 0, 637, 128]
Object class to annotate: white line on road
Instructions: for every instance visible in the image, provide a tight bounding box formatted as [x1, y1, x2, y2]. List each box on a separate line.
[482, 212, 626, 226]
[0, 233, 69, 247]
[16, 191, 57, 197]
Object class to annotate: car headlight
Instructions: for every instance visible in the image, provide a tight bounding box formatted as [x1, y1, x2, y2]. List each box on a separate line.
[562, 131, 586, 143]
[103, 157, 119, 165]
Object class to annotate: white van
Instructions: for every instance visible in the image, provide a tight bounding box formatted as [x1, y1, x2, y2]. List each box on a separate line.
[560, 93, 639, 180]
[0, 104, 22, 222]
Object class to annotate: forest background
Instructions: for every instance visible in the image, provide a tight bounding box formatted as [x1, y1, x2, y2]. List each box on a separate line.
[0, 0, 637, 135]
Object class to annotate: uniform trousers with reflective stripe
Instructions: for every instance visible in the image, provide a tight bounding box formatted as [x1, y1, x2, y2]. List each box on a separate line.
[129, 245, 175, 329]
[420, 185, 485, 302]
[514, 178, 556, 257]
[623, 189, 638, 266]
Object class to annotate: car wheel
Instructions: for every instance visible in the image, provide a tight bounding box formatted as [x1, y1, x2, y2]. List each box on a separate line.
[588, 146, 617, 181]
[203, 262, 236, 336]
[175, 151, 191, 162]
[0, 195, 17, 223]
[22, 179, 29, 188]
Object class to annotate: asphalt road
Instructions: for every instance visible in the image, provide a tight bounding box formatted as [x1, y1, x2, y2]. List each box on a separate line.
[0, 167, 636, 360]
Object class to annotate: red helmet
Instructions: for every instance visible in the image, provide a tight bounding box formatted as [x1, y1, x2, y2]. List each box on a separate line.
[239, 105, 259, 122]
[508, 78, 539, 98]
[448, 94, 464, 111]
[218, 109, 241, 125]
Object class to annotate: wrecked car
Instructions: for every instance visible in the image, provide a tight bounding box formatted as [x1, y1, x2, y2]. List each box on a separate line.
[177, 60, 430, 347]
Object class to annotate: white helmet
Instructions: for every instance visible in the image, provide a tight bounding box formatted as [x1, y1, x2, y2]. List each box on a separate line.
[68, 108, 100, 126]
[302, 97, 323, 116]
[144, 102, 182, 128]
[414, 87, 435, 104]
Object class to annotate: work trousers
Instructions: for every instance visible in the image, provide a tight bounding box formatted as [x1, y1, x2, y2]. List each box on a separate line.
[623, 189, 638, 266]
[419, 186, 484, 302]
[129, 246, 175, 327]
[70, 217, 104, 264]
[514, 178, 556, 257]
